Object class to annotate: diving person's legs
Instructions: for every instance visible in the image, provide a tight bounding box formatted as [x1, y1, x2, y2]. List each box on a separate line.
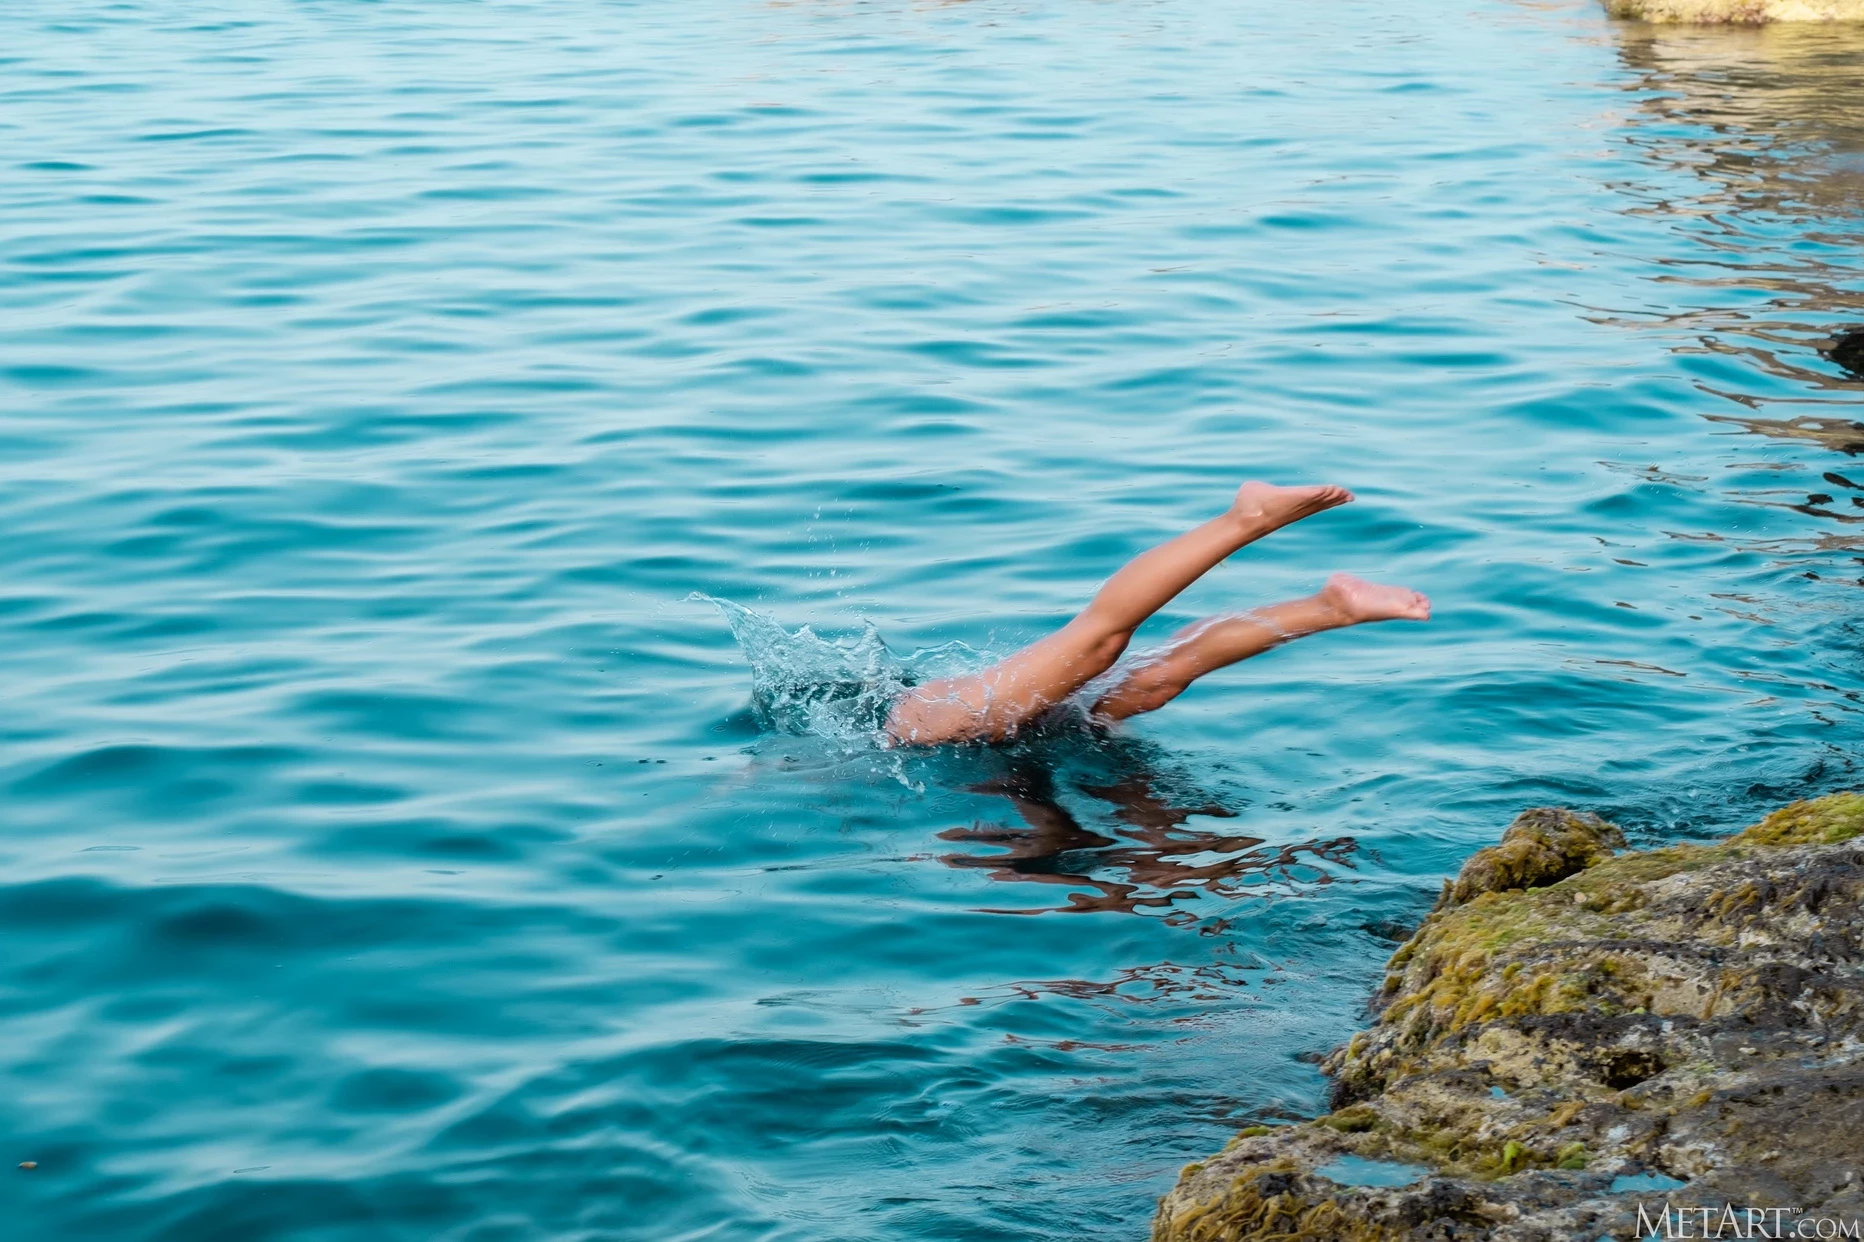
[882, 482, 1353, 745]
[1088, 573, 1430, 722]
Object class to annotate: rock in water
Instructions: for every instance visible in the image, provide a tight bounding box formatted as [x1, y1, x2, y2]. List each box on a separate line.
[1153, 794, 1864, 1242]
[1603, 0, 1864, 20]
[1828, 329, 1864, 378]
[1432, 808, 1624, 911]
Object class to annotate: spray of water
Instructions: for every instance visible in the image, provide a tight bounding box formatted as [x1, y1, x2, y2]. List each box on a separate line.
[695, 594, 985, 745]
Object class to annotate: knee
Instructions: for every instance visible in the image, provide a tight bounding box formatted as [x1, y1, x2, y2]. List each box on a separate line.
[1122, 673, 1187, 717]
[1137, 681, 1185, 713]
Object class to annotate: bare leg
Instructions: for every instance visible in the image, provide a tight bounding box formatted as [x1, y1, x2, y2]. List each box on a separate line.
[882, 482, 1353, 745]
[1090, 573, 1430, 722]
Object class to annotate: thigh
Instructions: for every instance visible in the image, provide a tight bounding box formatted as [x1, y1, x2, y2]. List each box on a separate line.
[884, 626, 1120, 745]
[883, 673, 994, 745]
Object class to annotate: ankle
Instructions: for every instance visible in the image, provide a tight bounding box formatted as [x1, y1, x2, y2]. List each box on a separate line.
[1267, 595, 1348, 635]
[1220, 507, 1273, 546]
[1312, 592, 1357, 629]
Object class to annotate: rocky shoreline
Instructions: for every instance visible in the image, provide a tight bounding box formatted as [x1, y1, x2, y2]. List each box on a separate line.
[1153, 796, 1864, 1241]
[1607, 0, 1863, 22]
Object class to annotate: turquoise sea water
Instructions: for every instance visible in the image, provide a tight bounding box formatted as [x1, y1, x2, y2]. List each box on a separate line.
[4, 2, 1864, 1238]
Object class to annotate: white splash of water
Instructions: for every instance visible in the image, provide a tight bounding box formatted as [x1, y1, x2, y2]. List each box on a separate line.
[695, 594, 984, 745]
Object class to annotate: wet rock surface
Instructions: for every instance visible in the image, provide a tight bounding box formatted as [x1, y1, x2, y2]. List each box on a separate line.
[1153, 795, 1864, 1241]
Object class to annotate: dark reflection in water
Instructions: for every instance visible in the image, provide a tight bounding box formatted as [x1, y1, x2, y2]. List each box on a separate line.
[910, 959, 1276, 1018]
[931, 736, 1356, 917]
[1605, 25, 1864, 408]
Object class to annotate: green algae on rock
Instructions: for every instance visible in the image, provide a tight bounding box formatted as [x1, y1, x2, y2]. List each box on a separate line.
[1153, 795, 1864, 1242]
[1430, 808, 1624, 912]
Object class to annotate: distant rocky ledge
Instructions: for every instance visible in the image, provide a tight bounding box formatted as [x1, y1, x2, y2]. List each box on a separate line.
[1153, 796, 1864, 1241]
[1606, 0, 1862, 22]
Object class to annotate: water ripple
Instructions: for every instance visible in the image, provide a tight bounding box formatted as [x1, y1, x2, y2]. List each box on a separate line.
[5, 2, 1864, 1239]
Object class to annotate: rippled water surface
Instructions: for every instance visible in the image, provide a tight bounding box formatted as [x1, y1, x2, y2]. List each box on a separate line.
[5, 2, 1864, 1238]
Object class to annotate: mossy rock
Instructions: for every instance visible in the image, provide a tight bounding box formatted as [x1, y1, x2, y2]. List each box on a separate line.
[1433, 808, 1625, 911]
[1731, 792, 1864, 847]
[1154, 793, 1864, 1242]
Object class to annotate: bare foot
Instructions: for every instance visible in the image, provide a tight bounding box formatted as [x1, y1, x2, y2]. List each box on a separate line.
[1319, 572, 1431, 623]
[1230, 482, 1354, 534]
